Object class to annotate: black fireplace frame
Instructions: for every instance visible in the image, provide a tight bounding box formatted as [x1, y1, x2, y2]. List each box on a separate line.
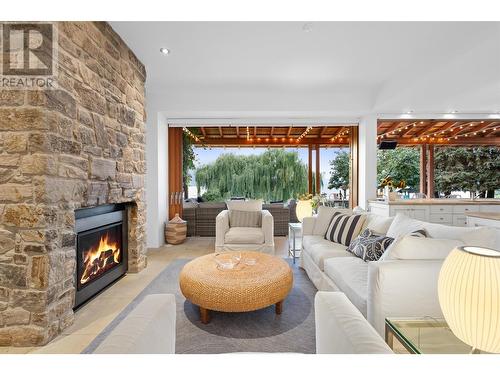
[74, 204, 128, 308]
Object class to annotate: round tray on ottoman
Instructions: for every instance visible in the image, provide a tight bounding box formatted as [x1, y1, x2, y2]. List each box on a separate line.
[179, 251, 293, 323]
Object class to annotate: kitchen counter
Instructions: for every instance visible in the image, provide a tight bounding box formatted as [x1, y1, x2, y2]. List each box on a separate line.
[368, 199, 500, 227]
[368, 199, 500, 205]
[466, 212, 500, 220]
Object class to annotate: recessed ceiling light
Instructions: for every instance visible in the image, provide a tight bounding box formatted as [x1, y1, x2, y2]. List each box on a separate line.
[451, 110, 458, 113]
[407, 110, 414, 114]
[160, 47, 170, 55]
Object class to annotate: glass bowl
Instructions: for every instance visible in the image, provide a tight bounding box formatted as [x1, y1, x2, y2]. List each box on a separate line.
[214, 252, 241, 270]
[243, 257, 257, 266]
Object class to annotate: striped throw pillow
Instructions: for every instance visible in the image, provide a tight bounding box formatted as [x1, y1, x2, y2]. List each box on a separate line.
[229, 210, 262, 228]
[324, 212, 366, 246]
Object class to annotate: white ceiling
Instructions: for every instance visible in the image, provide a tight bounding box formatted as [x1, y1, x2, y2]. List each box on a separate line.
[111, 21, 500, 119]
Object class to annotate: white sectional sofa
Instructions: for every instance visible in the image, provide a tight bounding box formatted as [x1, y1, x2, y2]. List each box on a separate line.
[315, 291, 392, 354]
[301, 206, 499, 335]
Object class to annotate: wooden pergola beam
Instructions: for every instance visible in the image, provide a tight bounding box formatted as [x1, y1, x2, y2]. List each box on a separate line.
[198, 137, 350, 147]
[315, 145, 320, 194]
[319, 126, 328, 138]
[419, 144, 427, 195]
[236, 126, 240, 138]
[389, 137, 500, 146]
[427, 144, 435, 198]
[218, 126, 223, 138]
[308, 145, 313, 194]
[200, 127, 206, 137]
[287, 126, 293, 137]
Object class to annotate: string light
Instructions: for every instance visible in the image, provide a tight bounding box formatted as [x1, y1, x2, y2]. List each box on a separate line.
[182, 127, 201, 143]
[297, 126, 313, 142]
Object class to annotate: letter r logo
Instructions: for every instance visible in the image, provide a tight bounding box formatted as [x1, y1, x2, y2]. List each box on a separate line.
[2, 23, 54, 76]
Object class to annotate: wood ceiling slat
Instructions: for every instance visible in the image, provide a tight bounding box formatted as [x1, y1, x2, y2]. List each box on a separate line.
[377, 119, 500, 145]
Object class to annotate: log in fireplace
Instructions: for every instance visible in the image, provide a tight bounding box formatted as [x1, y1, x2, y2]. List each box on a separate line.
[74, 204, 128, 308]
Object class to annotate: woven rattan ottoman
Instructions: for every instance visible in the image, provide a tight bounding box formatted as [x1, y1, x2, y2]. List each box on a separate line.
[179, 251, 293, 323]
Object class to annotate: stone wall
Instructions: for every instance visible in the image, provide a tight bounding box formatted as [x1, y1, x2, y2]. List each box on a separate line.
[0, 22, 147, 346]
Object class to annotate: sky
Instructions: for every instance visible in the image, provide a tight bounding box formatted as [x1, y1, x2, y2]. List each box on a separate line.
[188, 146, 349, 198]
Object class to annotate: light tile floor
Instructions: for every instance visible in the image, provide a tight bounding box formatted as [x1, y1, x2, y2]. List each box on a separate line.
[0, 237, 290, 354]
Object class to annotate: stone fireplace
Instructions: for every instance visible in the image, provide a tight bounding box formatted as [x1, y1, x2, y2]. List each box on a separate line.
[0, 22, 147, 346]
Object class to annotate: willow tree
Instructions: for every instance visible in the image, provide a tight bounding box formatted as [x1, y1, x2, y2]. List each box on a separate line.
[195, 149, 308, 201]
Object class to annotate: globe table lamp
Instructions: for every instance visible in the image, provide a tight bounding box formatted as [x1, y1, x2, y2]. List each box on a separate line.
[438, 246, 500, 353]
[295, 199, 313, 222]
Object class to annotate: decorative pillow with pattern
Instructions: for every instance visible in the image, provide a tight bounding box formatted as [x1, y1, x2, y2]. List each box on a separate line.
[324, 212, 366, 246]
[347, 228, 395, 262]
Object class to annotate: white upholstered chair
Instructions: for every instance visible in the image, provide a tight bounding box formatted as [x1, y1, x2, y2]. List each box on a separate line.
[215, 200, 275, 254]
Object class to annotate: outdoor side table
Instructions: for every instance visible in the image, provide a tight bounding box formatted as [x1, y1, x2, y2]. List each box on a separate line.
[288, 222, 302, 264]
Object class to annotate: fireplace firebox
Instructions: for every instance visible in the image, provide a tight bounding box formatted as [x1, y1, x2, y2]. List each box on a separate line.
[74, 204, 128, 308]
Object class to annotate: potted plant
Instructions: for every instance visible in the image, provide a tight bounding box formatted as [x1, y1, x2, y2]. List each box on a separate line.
[378, 176, 406, 201]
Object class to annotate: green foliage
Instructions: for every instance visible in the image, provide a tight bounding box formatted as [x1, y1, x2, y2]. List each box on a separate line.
[201, 188, 223, 201]
[435, 146, 500, 196]
[328, 150, 350, 197]
[377, 147, 420, 191]
[195, 149, 308, 202]
[183, 133, 197, 189]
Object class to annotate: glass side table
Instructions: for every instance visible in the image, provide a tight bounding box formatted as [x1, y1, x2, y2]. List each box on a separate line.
[385, 317, 476, 354]
[288, 223, 302, 264]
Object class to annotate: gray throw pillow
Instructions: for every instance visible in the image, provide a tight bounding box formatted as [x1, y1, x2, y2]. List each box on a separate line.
[229, 210, 262, 228]
[347, 228, 395, 262]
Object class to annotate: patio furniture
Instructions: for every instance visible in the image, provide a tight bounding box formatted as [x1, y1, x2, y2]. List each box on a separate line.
[195, 202, 227, 236]
[179, 251, 293, 324]
[215, 208, 275, 254]
[263, 203, 290, 235]
[182, 200, 294, 237]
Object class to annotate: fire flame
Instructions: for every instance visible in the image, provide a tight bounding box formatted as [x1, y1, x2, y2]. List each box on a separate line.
[80, 233, 121, 285]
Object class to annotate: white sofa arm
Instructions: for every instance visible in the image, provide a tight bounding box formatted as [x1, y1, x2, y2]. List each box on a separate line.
[367, 260, 444, 336]
[315, 292, 392, 354]
[301, 216, 316, 236]
[215, 210, 230, 247]
[262, 209, 274, 244]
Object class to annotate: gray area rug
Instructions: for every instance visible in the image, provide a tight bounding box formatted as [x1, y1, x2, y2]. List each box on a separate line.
[84, 258, 317, 354]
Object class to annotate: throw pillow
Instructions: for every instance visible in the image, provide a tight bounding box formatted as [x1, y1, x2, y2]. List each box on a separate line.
[386, 213, 425, 238]
[324, 212, 366, 246]
[226, 199, 263, 212]
[362, 213, 394, 235]
[378, 229, 428, 261]
[346, 228, 395, 261]
[313, 206, 353, 235]
[384, 235, 464, 260]
[229, 210, 261, 228]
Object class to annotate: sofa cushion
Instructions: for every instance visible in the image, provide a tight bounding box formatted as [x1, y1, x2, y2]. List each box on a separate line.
[313, 206, 352, 236]
[325, 212, 366, 246]
[224, 227, 264, 244]
[386, 213, 425, 238]
[387, 213, 497, 248]
[302, 235, 353, 271]
[347, 228, 395, 261]
[226, 199, 262, 211]
[362, 213, 394, 235]
[384, 235, 464, 260]
[324, 257, 368, 316]
[229, 210, 261, 228]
